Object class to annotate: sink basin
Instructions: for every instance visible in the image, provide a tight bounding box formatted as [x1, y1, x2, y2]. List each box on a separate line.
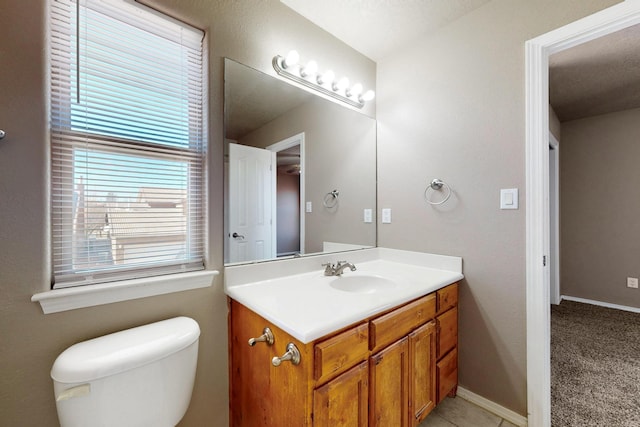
[330, 274, 396, 294]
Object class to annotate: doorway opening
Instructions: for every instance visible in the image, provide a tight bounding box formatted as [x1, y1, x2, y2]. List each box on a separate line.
[267, 132, 306, 258]
[525, 2, 640, 426]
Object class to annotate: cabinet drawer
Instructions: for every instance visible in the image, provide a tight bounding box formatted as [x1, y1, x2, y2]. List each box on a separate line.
[315, 323, 369, 385]
[437, 306, 458, 359]
[437, 283, 458, 314]
[436, 347, 458, 404]
[370, 293, 436, 353]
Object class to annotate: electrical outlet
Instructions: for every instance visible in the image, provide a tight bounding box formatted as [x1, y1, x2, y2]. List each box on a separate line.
[627, 277, 638, 289]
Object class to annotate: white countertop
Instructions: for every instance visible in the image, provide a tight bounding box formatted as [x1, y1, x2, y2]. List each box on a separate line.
[225, 248, 463, 343]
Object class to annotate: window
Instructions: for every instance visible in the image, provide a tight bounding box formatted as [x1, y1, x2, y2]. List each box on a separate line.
[50, 0, 206, 288]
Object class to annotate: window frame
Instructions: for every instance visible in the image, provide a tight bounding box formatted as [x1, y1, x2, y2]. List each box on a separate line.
[49, 0, 208, 289]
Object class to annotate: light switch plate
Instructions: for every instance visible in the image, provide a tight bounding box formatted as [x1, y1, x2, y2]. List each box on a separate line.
[381, 208, 392, 224]
[500, 188, 519, 209]
[364, 208, 373, 223]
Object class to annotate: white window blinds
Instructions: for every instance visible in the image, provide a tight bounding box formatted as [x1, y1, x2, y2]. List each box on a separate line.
[50, 0, 206, 288]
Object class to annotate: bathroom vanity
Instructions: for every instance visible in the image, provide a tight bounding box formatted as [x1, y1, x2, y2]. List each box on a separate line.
[225, 248, 462, 426]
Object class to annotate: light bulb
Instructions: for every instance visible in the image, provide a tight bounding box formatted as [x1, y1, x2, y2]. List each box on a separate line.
[300, 60, 317, 77]
[317, 70, 335, 85]
[333, 77, 349, 92]
[347, 83, 363, 98]
[283, 50, 299, 68]
[359, 90, 375, 102]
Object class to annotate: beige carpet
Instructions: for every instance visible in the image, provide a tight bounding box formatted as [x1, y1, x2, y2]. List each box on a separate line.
[551, 300, 640, 426]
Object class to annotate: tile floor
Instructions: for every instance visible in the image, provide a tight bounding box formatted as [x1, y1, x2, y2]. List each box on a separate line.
[419, 396, 518, 427]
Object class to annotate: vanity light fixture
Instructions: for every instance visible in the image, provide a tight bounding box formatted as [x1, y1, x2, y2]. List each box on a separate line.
[283, 50, 300, 69]
[273, 50, 375, 109]
[346, 82, 362, 98]
[300, 60, 317, 77]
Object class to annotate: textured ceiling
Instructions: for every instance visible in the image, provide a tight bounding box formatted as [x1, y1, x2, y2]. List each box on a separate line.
[280, 0, 491, 61]
[550, 24, 640, 122]
[280, 1, 640, 123]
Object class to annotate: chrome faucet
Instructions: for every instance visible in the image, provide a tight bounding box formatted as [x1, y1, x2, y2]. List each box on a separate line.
[322, 261, 357, 276]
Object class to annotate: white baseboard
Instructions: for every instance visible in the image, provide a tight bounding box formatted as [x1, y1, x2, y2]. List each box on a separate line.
[561, 295, 640, 314]
[457, 386, 528, 427]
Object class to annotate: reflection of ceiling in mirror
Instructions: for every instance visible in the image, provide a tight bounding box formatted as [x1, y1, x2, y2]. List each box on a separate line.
[225, 59, 315, 140]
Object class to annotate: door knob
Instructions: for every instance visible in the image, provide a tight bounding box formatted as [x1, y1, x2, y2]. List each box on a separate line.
[232, 232, 245, 239]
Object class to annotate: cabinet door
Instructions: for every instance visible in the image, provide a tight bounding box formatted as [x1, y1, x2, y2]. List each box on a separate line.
[313, 361, 369, 427]
[369, 337, 409, 427]
[408, 321, 436, 426]
[230, 300, 311, 426]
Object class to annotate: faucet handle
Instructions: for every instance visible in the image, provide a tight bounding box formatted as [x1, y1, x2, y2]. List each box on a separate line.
[322, 262, 335, 275]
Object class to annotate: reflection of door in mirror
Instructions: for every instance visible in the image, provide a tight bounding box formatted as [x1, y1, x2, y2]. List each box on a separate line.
[228, 143, 276, 263]
[268, 133, 305, 258]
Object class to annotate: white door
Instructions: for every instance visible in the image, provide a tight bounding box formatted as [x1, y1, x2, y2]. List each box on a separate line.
[228, 143, 276, 263]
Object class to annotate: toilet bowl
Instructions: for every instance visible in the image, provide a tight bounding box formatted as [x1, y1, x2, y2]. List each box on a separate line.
[51, 317, 200, 427]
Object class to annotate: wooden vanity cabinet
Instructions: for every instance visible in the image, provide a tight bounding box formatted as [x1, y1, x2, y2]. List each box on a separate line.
[229, 282, 459, 427]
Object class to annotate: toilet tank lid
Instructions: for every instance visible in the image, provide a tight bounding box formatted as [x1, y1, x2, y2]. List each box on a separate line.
[51, 317, 200, 383]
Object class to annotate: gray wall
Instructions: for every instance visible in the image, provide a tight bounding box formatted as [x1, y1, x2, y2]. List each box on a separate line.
[376, 0, 620, 415]
[560, 107, 640, 309]
[0, 1, 374, 425]
[276, 173, 301, 255]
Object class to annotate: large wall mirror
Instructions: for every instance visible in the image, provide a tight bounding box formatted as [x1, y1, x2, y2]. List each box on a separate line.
[224, 58, 376, 265]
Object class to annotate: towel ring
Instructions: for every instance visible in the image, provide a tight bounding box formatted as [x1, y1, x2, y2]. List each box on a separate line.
[323, 189, 339, 208]
[424, 179, 451, 205]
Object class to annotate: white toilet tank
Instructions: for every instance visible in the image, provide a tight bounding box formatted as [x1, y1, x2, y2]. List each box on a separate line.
[51, 317, 200, 427]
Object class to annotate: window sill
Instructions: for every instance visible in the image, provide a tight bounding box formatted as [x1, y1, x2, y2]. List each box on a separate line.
[31, 270, 219, 314]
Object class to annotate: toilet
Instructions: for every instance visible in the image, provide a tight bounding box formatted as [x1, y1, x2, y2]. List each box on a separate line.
[51, 316, 200, 427]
